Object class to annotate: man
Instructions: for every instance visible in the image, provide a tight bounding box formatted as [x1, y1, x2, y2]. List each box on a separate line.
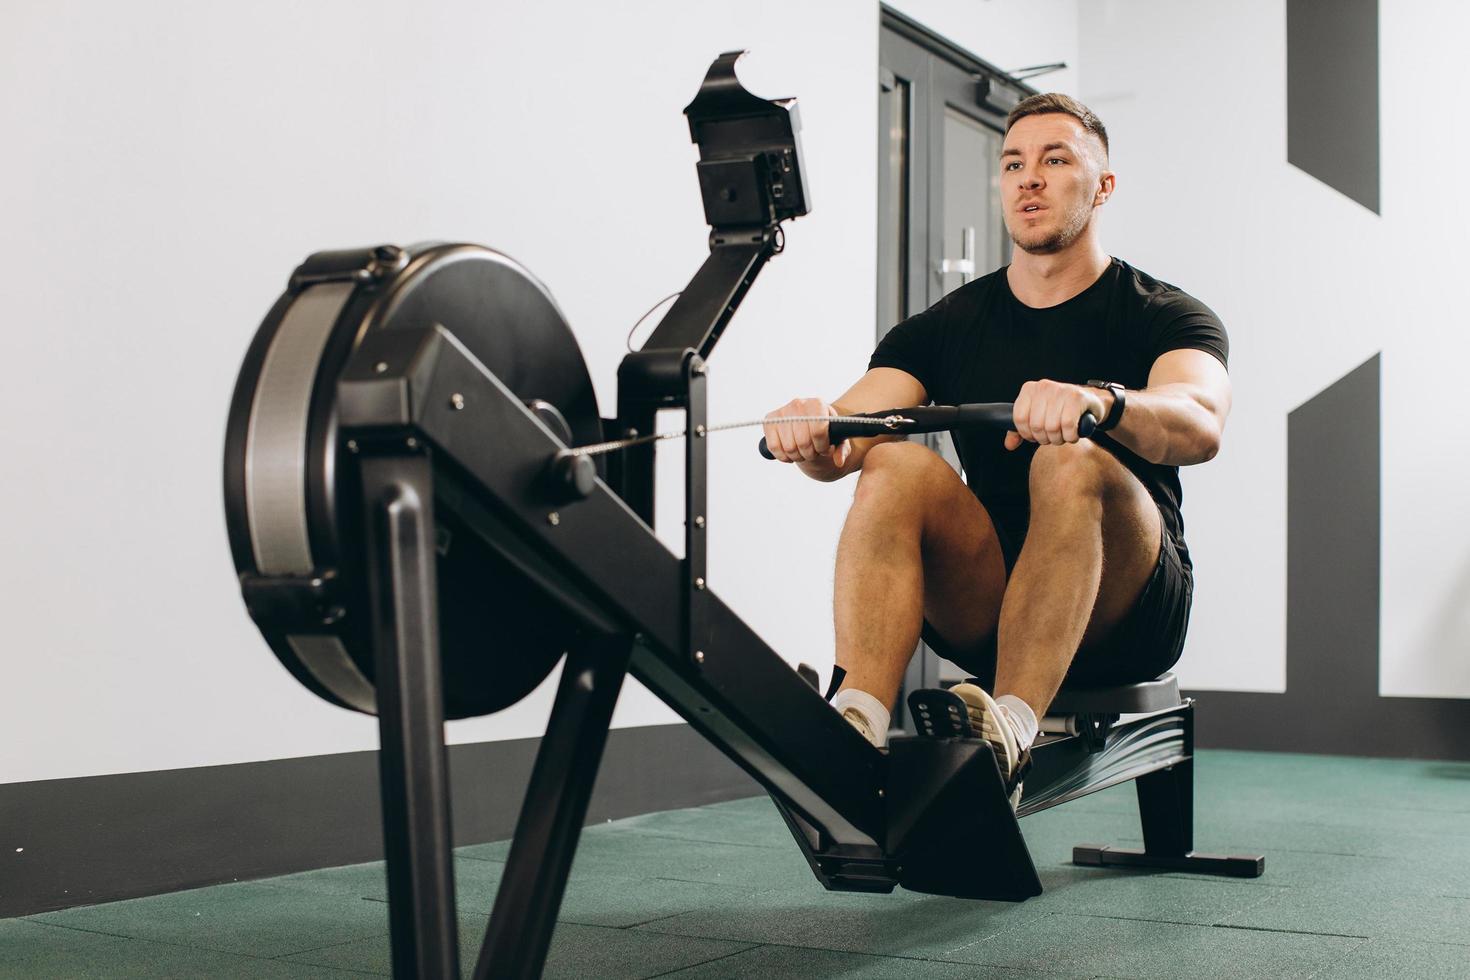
[761, 93, 1231, 803]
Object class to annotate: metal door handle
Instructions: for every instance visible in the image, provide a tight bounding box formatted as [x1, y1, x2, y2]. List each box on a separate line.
[937, 226, 975, 284]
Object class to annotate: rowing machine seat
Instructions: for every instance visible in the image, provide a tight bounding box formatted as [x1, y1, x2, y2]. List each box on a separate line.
[1047, 672, 1182, 715]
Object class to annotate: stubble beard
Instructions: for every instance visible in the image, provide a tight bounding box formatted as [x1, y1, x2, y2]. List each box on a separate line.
[1010, 201, 1093, 255]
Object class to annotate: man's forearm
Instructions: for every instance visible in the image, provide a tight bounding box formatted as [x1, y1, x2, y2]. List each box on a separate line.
[796, 455, 847, 482]
[795, 432, 898, 482]
[1104, 383, 1224, 466]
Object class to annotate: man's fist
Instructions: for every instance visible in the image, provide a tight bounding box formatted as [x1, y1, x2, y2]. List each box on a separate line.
[762, 398, 851, 466]
[1004, 379, 1111, 451]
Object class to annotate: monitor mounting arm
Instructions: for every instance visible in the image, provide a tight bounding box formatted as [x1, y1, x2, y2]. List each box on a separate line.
[610, 50, 811, 528]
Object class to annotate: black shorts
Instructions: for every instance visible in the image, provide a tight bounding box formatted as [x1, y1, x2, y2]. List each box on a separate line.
[920, 505, 1193, 690]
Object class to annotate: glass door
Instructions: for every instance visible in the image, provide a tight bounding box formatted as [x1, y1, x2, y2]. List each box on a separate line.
[939, 102, 1008, 299]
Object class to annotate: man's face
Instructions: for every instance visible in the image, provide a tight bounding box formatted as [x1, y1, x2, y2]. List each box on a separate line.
[1000, 113, 1112, 255]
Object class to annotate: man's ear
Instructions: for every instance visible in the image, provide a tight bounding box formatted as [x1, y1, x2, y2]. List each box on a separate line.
[1095, 169, 1116, 207]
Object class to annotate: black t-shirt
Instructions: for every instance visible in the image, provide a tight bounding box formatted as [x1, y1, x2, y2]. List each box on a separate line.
[867, 257, 1228, 570]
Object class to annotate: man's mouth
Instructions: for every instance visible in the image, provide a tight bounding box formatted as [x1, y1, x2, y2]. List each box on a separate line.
[1019, 203, 1046, 215]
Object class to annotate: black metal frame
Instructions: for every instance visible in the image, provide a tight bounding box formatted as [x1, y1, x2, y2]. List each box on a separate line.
[475, 635, 632, 977]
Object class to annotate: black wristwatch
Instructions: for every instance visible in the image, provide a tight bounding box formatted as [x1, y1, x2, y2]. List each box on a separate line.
[1085, 380, 1126, 433]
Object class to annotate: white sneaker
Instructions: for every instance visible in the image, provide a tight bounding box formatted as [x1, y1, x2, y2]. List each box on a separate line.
[841, 706, 882, 747]
[949, 683, 1028, 809]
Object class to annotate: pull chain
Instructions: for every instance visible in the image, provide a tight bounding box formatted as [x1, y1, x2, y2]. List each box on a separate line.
[567, 414, 913, 458]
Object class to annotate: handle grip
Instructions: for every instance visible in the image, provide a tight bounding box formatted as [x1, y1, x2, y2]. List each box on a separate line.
[757, 404, 1098, 459]
[756, 418, 884, 460]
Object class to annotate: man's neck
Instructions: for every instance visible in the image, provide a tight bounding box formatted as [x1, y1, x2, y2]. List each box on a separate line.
[1006, 238, 1112, 309]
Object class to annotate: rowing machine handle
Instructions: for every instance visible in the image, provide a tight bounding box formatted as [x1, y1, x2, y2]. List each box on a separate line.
[755, 415, 900, 460]
[757, 404, 1098, 459]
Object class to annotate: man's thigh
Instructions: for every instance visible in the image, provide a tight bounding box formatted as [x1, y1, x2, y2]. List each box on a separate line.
[870, 446, 1010, 656]
[1027, 443, 1164, 652]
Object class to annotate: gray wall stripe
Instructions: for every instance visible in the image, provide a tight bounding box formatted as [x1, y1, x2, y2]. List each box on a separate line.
[1286, 0, 1380, 213]
[0, 724, 758, 918]
[1187, 353, 1470, 759]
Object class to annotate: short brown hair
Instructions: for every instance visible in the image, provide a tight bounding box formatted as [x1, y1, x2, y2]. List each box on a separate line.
[1005, 93, 1109, 158]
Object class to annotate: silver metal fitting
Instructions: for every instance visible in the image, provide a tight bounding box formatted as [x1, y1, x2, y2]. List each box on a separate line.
[366, 244, 408, 279]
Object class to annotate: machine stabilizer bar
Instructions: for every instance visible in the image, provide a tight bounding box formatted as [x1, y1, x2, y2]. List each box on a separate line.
[1073, 845, 1266, 878]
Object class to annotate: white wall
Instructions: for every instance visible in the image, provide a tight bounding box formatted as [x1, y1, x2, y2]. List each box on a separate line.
[894, 0, 1080, 93]
[16, 0, 1461, 787]
[1077, 0, 1470, 697]
[0, 1, 1078, 783]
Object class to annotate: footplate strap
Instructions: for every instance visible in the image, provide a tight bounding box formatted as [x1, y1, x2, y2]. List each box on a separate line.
[906, 688, 1032, 797]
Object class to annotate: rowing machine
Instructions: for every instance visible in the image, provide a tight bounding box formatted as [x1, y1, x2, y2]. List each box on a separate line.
[223, 51, 1261, 980]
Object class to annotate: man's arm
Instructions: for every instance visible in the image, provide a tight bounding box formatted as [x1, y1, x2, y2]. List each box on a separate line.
[1104, 348, 1232, 466]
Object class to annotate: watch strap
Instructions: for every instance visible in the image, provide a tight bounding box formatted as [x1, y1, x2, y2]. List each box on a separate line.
[1086, 380, 1126, 432]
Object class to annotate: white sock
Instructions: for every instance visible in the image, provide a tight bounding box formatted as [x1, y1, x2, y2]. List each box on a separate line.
[831, 688, 890, 748]
[995, 694, 1038, 752]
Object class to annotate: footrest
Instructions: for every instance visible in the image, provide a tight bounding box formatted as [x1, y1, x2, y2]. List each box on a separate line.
[907, 688, 972, 739]
[1072, 844, 1265, 878]
[886, 738, 1041, 901]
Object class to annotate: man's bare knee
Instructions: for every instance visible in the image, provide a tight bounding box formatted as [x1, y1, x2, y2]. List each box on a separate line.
[859, 439, 945, 474]
[854, 441, 956, 503]
[1029, 442, 1112, 498]
[858, 440, 958, 487]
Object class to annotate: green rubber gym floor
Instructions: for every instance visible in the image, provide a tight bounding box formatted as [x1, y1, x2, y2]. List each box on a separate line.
[4, 749, 1468, 978]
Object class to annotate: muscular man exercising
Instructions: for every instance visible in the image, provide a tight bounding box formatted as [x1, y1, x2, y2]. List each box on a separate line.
[762, 93, 1231, 803]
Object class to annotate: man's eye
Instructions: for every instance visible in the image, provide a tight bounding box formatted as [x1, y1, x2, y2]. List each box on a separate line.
[1005, 161, 1020, 170]
[1048, 158, 1067, 165]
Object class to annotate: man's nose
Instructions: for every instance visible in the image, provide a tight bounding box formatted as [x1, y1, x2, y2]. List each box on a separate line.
[1020, 171, 1043, 190]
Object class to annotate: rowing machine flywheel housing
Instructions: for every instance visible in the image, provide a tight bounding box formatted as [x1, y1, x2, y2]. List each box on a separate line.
[223, 243, 604, 719]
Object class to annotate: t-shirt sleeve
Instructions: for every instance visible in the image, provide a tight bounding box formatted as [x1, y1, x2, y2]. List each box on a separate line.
[867, 301, 948, 401]
[1145, 292, 1229, 371]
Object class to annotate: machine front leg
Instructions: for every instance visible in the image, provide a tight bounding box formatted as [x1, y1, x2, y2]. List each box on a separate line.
[473, 634, 633, 980]
[362, 453, 460, 980]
